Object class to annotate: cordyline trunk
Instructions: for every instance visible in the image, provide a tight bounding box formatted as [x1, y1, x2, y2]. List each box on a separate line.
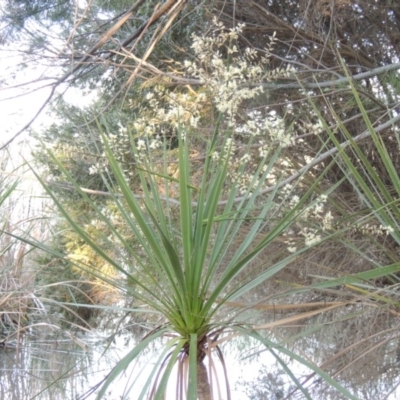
[197, 360, 212, 400]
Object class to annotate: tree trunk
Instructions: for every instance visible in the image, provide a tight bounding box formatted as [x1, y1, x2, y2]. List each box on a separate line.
[197, 360, 212, 400]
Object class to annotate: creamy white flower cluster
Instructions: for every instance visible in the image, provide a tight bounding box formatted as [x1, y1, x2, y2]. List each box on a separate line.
[236, 110, 294, 148]
[351, 222, 394, 236]
[296, 118, 323, 136]
[89, 124, 133, 175]
[281, 185, 333, 252]
[132, 88, 206, 136]
[184, 18, 295, 129]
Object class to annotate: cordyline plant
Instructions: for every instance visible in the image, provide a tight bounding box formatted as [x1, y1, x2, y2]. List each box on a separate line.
[27, 22, 375, 400]
[32, 120, 362, 399]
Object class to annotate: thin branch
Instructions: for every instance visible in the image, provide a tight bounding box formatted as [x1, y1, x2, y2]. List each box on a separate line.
[0, 85, 57, 150]
[153, 62, 400, 89]
[97, 0, 187, 112]
[65, 0, 147, 79]
[263, 62, 400, 90]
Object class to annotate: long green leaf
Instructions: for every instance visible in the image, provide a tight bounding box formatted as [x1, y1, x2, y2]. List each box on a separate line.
[96, 327, 168, 399]
[237, 327, 358, 400]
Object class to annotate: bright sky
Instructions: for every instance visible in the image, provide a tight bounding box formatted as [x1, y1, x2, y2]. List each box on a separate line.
[0, 0, 67, 145]
[0, 44, 97, 149]
[0, 38, 97, 228]
[0, 68, 97, 148]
